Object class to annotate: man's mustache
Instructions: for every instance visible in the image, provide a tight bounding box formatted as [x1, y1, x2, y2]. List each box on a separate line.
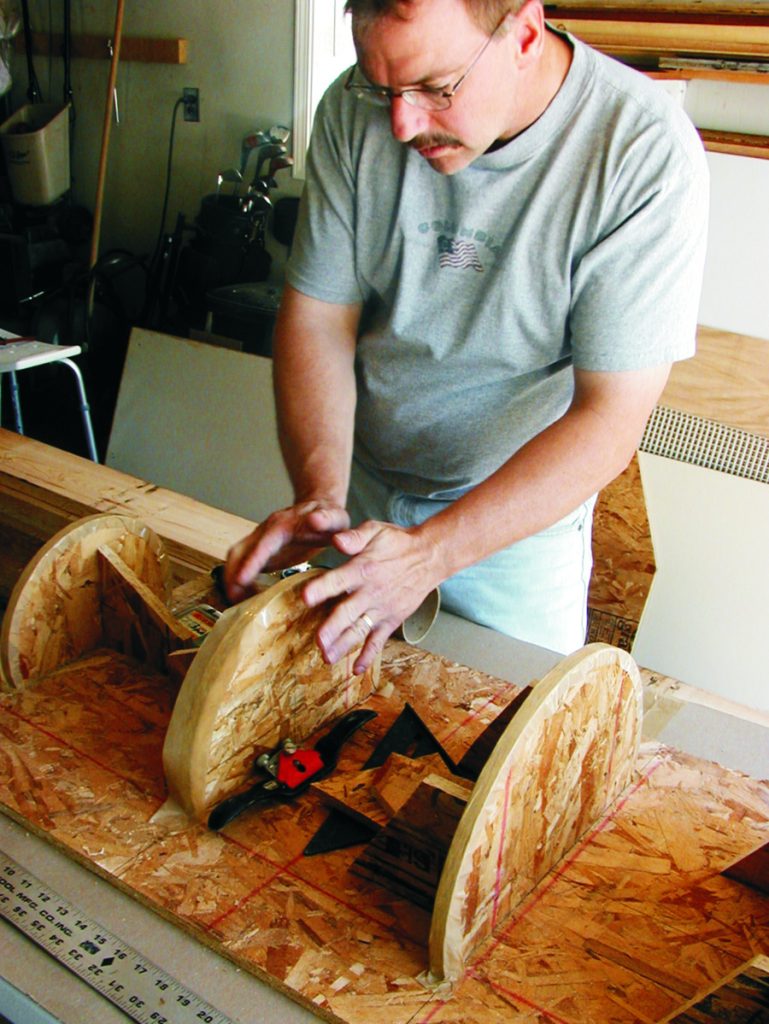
[409, 133, 462, 150]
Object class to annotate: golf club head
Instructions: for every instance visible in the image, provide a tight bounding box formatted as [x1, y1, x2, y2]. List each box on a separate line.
[254, 143, 287, 186]
[268, 124, 291, 144]
[269, 155, 294, 179]
[240, 130, 268, 174]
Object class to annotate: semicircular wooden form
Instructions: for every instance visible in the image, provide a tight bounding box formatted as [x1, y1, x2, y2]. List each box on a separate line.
[1, 513, 170, 690]
[429, 642, 642, 981]
[163, 570, 382, 822]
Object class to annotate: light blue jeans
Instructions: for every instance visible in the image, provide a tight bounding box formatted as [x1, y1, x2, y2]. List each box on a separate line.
[346, 459, 595, 655]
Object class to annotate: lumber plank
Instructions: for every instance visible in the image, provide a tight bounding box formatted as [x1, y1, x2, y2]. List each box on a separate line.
[547, 16, 769, 57]
[699, 128, 769, 159]
[16, 32, 187, 64]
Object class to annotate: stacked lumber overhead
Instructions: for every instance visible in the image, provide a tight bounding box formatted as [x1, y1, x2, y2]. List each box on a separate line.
[545, 0, 769, 56]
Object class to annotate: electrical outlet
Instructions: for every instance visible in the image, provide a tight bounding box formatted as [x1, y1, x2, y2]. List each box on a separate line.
[183, 87, 200, 122]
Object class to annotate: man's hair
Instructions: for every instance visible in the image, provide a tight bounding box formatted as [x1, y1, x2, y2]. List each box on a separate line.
[344, 0, 527, 35]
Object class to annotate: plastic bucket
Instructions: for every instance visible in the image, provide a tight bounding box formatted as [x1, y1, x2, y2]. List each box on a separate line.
[0, 104, 70, 206]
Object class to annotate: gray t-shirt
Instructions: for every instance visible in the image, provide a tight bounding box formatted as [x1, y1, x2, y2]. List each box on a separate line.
[287, 30, 709, 499]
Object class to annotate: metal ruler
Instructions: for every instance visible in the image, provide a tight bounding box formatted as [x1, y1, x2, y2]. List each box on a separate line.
[0, 851, 235, 1024]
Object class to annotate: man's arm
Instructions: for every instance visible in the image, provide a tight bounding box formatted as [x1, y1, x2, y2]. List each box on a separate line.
[304, 362, 671, 670]
[224, 285, 361, 600]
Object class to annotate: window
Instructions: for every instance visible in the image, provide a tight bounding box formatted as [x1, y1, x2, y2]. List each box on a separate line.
[293, 0, 356, 178]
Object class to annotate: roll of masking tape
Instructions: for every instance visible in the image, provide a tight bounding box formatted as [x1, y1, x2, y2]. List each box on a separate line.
[396, 587, 441, 645]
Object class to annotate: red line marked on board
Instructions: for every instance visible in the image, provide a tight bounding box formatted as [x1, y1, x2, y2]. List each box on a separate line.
[468, 756, 664, 976]
[487, 978, 573, 1024]
[207, 851, 306, 930]
[215, 831, 423, 947]
[0, 703, 166, 802]
[416, 996, 451, 1024]
[437, 687, 520, 748]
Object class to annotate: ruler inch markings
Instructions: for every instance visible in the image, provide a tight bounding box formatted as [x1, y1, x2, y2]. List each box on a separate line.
[0, 850, 235, 1024]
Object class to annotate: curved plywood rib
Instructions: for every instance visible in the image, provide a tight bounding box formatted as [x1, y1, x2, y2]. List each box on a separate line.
[1, 513, 170, 690]
[163, 570, 381, 822]
[429, 643, 642, 981]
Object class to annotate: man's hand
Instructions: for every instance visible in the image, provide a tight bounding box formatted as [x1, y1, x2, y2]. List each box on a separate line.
[224, 500, 351, 603]
[301, 519, 441, 675]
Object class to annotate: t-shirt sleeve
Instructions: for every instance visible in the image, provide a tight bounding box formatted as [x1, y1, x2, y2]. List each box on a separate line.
[286, 82, 365, 306]
[569, 114, 709, 372]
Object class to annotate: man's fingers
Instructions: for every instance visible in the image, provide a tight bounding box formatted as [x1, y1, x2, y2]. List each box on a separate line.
[331, 521, 378, 556]
[317, 602, 392, 673]
[306, 506, 351, 534]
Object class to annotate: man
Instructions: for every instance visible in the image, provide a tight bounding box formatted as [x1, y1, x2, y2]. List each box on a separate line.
[226, 0, 708, 672]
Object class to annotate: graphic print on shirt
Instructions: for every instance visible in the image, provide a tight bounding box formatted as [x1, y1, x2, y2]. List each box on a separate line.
[437, 235, 484, 272]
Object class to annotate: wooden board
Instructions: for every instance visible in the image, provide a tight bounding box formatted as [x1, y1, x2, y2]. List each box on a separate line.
[660, 954, 769, 1022]
[588, 453, 655, 650]
[0, 427, 253, 602]
[0, 514, 170, 690]
[662, 326, 769, 440]
[163, 571, 382, 822]
[1, 640, 768, 1024]
[429, 643, 643, 980]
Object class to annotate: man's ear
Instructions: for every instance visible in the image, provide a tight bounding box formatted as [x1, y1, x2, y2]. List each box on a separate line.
[507, 0, 546, 67]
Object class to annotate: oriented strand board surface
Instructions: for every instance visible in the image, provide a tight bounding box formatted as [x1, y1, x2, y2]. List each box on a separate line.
[430, 644, 643, 980]
[1, 514, 170, 690]
[163, 572, 381, 821]
[1, 641, 768, 1024]
[588, 454, 655, 650]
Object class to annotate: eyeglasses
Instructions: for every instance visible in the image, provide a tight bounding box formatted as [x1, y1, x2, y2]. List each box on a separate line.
[344, 17, 506, 112]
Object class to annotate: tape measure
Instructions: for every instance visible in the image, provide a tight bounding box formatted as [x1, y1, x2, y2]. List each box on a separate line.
[0, 851, 235, 1024]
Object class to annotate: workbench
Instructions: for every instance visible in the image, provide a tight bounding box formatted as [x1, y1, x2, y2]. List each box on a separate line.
[1, 431, 768, 1024]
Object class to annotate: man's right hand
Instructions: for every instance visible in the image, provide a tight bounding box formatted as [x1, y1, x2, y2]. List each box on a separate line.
[224, 500, 351, 603]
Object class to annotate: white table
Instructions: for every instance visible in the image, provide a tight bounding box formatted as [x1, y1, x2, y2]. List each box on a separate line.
[0, 330, 98, 462]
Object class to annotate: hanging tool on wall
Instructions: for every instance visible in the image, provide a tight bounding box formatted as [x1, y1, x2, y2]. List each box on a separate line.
[18, 0, 42, 102]
[63, 0, 75, 133]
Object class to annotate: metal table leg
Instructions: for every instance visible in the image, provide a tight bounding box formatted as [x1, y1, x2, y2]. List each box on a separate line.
[60, 358, 99, 462]
[8, 370, 24, 434]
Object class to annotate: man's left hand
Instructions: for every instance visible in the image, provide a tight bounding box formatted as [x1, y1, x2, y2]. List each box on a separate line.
[302, 520, 441, 674]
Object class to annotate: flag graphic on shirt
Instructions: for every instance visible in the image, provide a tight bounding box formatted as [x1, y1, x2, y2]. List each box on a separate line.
[437, 234, 484, 272]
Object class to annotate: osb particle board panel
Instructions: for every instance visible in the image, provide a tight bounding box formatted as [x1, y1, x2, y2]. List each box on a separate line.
[588, 454, 654, 650]
[1, 641, 768, 1024]
[662, 326, 769, 441]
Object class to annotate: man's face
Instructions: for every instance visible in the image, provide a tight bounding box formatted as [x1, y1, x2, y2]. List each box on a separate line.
[354, 0, 523, 175]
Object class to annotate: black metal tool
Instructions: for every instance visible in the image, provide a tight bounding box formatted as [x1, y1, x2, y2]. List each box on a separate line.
[19, 0, 42, 103]
[303, 703, 455, 856]
[207, 707, 377, 831]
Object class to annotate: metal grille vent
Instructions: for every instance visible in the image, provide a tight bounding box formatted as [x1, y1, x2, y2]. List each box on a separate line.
[640, 405, 769, 485]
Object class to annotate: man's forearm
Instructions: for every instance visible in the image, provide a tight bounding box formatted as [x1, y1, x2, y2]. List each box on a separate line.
[416, 364, 671, 583]
[272, 286, 361, 507]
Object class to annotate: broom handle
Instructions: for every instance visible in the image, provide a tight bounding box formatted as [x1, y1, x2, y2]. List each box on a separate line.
[88, 0, 125, 284]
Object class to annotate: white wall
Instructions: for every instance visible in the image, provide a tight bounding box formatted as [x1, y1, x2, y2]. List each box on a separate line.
[9, 1, 299, 258]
